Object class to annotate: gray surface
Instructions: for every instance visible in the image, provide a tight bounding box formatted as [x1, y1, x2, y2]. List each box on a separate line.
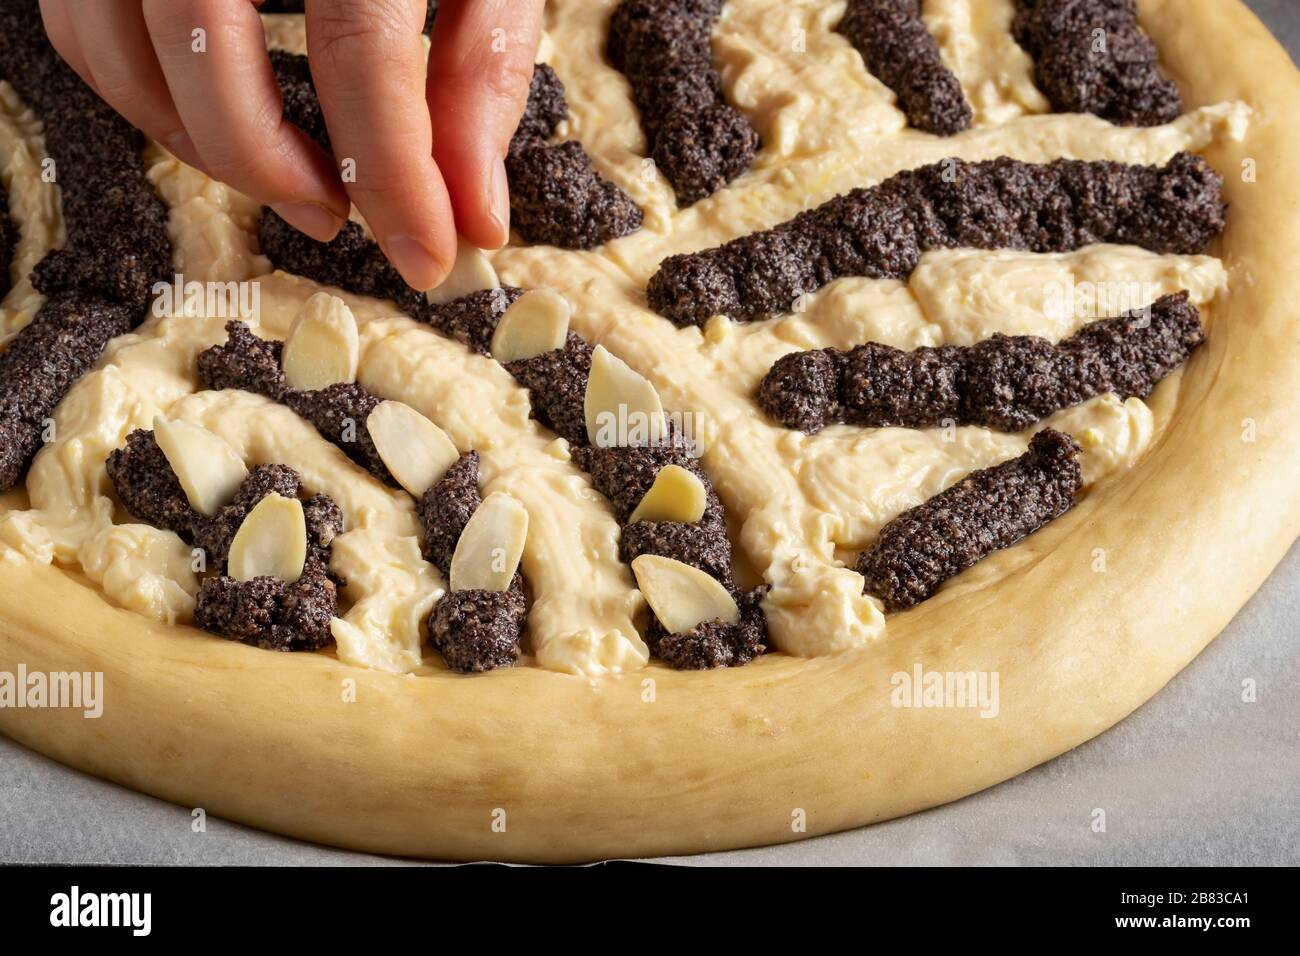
[2, 0, 1298, 867]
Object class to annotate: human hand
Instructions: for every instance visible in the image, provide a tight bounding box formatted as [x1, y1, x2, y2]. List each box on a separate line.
[38, 0, 546, 290]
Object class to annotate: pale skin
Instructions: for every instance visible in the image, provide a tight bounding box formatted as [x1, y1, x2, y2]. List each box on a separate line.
[37, 0, 547, 290]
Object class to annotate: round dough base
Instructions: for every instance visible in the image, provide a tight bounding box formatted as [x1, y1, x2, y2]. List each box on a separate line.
[2, 0, 1299, 862]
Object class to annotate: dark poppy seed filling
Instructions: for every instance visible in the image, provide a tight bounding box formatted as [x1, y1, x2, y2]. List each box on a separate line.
[417, 450, 526, 672]
[646, 152, 1226, 326]
[106, 430, 340, 568]
[0, 294, 133, 491]
[105, 429, 344, 649]
[837, 0, 973, 135]
[194, 564, 337, 652]
[573, 428, 768, 669]
[503, 333, 593, 447]
[0, 3, 173, 493]
[269, 49, 332, 154]
[760, 291, 1204, 433]
[197, 321, 394, 484]
[0, 182, 15, 300]
[859, 428, 1082, 611]
[606, 0, 761, 206]
[0, 4, 171, 313]
[506, 64, 644, 248]
[645, 585, 768, 670]
[1012, 0, 1181, 127]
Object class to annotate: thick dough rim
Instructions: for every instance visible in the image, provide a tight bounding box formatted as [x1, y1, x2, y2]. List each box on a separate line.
[1, 0, 1298, 862]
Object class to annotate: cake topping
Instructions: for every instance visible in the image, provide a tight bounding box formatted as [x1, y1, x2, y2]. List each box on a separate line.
[0, 4, 172, 493]
[0, 182, 15, 300]
[632, 554, 739, 635]
[859, 429, 1083, 610]
[504, 332, 592, 446]
[506, 63, 644, 248]
[417, 450, 483, 574]
[198, 321, 394, 483]
[606, 0, 761, 206]
[366, 399, 460, 497]
[106, 428, 345, 651]
[0, 294, 133, 491]
[449, 492, 529, 593]
[1012, 0, 1181, 127]
[584, 345, 666, 447]
[197, 320, 288, 400]
[628, 464, 708, 524]
[647, 153, 1227, 326]
[194, 563, 337, 652]
[107, 429, 340, 570]
[837, 0, 973, 135]
[648, 585, 768, 669]
[424, 236, 500, 306]
[760, 292, 1205, 433]
[226, 493, 308, 585]
[490, 289, 572, 363]
[415, 451, 528, 671]
[428, 584, 526, 672]
[0, 2, 170, 313]
[151, 417, 249, 517]
[280, 293, 361, 391]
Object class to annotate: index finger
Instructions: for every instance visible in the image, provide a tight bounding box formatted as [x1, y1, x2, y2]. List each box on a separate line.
[306, 0, 456, 291]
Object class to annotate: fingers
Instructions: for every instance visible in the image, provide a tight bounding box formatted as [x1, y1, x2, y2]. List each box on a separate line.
[426, 0, 544, 250]
[142, 0, 349, 241]
[61, 1, 208, 170]
[307, 0, 454, 289]
[37, 0, 95, 91]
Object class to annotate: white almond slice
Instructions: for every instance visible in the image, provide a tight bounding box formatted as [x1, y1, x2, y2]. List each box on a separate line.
[366, 400, 460, 497]
[281, 292, 360, 391]
[449, 492, 529, 593]
[425, 235, 499, 306]
[227, 493, 307, 584]
[152, 416, 248, 517]
[628, 464, 707, 524]
[631, 555, 740, 635]
[489, 289, 571, 363]
[584, 344, 665, 447]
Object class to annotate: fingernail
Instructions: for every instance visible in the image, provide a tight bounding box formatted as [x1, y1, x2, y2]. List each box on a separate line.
[489, 157, 510, 245]
[384, 235, 446, 291]
[271, 202, 345, 243]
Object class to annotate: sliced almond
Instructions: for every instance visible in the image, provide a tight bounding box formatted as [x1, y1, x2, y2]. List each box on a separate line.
[152, 416, 248, 517]
[631, 554, 739, 635]
[584, 344, 665, 447]
[489, 289, 571, 363]
[227, 493, 307, 584]
[449, 492, 529, 593]
[628, 464, 707, 524]
[425, 235, 499, 306]
[281, 292, 360, 391]
[366, 400, 460, 497]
